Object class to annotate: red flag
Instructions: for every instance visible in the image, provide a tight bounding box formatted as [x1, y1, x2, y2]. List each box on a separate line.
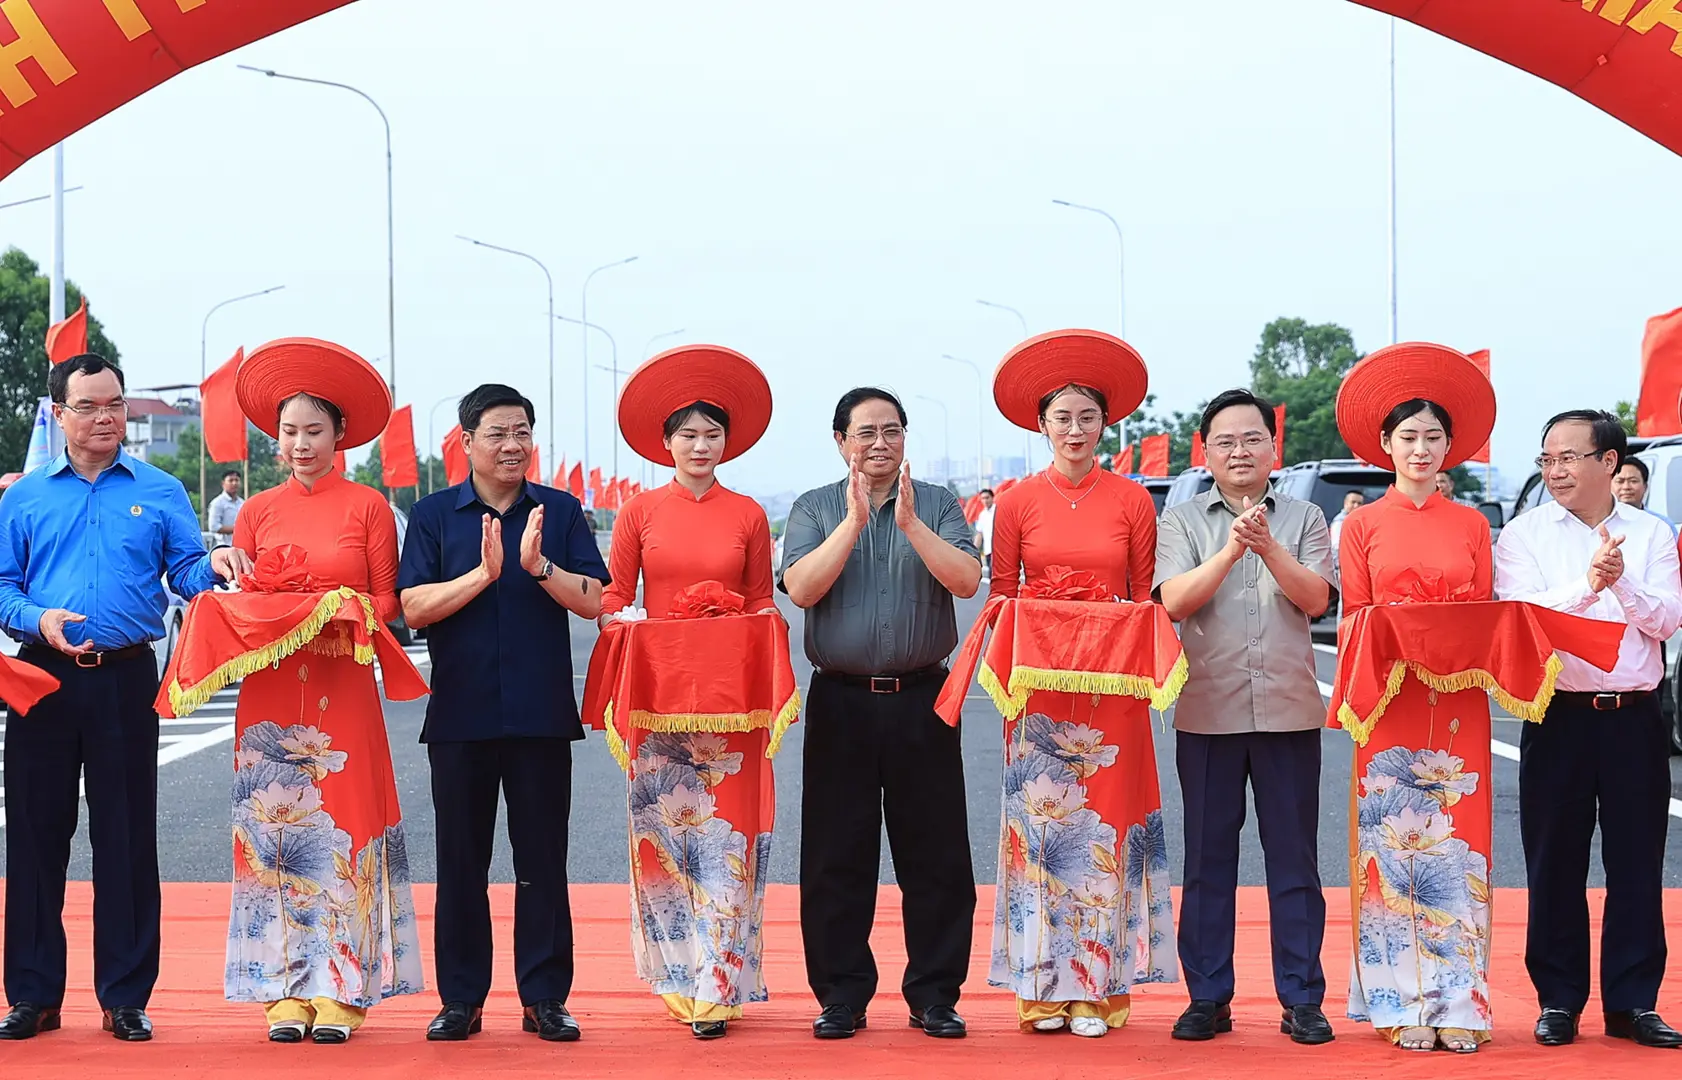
[1638, 307, 1682, 437]
[46, 296, 88, 365]
[526, 447, 542, 484]
[630, 482, 642, 497]
[996, 477, 1018, 494]
[963, 493, 983, 524]
[598, 478, 620, 511]
[567, 463, 585, 499]
[442, 424, 469, 486]
[1464, 350, 1492, 464]
[1112, 443, 1134, 475]
[1140, 434, 1170, 478]
[1274, 403, 1287, 463]
[1190, 432, 1206, 468]
[334, 451, 348, 474]
[380, 404, 419, 488]
[618, 477, 633, 504]
[589, 467, 604, 501]
[552, 458, 567, 489]
[199, 346, 248, 462]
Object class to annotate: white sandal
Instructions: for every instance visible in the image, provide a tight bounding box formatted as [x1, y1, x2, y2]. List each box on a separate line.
[1032, 1016, 1067, 1032]
[1070, 1016, 1109, 1038]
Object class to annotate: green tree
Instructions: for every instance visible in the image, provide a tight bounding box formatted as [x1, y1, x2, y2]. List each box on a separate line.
[350, 441, 447, 511]
[1615, 399, 1638, 436]
[1249, 317, 1361, 465]
[1098, 392, 1204, 473]
[0, 247, 121, 469]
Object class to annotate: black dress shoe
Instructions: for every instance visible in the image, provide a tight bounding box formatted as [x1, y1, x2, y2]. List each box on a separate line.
[1172, 1000, 1232, 1041]
[908, 1004, 966, 1039]
[522, 999, 581, 1042]
[0, 1003, 61, 1040]
[1534, 1008, 1579, 1046]
[1280, 1004, 1335, 1045]
[812, 1004, 866, 1039]
[692, 1020, 728, 1039]
[102, 1007, 153, 1042]
[1606, 1009, 1682, 1048]
[427, 1002, 484, 1041]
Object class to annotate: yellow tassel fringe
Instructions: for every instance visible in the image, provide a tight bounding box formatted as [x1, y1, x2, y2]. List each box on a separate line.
[764, 691, 802, 759]
[600, 688, 804, 774]
[1336, 654, 1565, 747]
[165, 588, 375, 718]
[977, 655, 1190, 721]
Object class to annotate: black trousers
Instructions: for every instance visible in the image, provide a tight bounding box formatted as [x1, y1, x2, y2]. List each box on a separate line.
[1176, 728, 1326, 1007]
[4, 648, 160, 1009]
[428, 737, 575, 1007]
[1520, 693, 1670, 1013]
[799, 673, 975, 1013]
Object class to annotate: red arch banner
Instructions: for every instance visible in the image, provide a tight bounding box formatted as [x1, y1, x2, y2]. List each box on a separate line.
[0, 0, 1676, 185]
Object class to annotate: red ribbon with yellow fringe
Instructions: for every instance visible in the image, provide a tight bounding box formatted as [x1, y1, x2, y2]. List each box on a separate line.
[936, 586, 1188, 728]
[581, 582, 801, 771]
[0, 651, 60, 715]
[1326, 600, 1626, 747]
[154, 586, 429, 719]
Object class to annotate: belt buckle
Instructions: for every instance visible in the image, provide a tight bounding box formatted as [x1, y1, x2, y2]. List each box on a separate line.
[75, 651, 102, 669]
[1592, 693, 1620, 711]
[869, 676, 900, 694]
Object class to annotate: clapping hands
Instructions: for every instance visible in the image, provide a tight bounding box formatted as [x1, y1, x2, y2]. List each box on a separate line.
[1227, 496, 1277, 560]
[1587, 523, 1625, 593]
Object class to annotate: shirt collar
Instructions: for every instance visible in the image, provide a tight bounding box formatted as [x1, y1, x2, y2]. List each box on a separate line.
[667, 478, 722, 504]
[1378, 485, 1446, 512]
[48, 448, 135, 478]
[1043, 464, 1102, 492]
[1199, 482, 1276, 515]
[456, 475, 535, 512]
[1545, 495, 1632, 529]
[284, 468, 345, 497]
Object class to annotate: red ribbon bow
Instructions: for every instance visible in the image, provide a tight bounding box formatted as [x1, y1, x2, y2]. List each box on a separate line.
[666, 580, 747, 619]
[1022, 565, 1112, 602]
[1388, 567, 1480, 605]
[238, 545, 319, 594]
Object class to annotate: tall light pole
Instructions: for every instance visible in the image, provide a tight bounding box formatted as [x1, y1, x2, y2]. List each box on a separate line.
[915, 396, 951, 486]
[457, 236, 555, 475]
[977, 299, 1033, 473]
[555, 313, 620, 482]
[427, 394, 460, 492]
[1387, 18, 1399, 343]
[240, 66, 397, 397]
[642, 327, 686, 359]
[199, 285, 286, 517]
[581, 256, 638, 498]
[1051, 198, 1127, 340]
[941, 354, 987, 489]
[592, 363, 653, 489]
[49, 143, 64, 323]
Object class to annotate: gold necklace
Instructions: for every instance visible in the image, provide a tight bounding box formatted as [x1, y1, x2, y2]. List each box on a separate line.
[1045, 468, 1101, 510]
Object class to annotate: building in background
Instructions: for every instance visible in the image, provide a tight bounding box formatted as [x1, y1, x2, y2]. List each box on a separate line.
[124, 396, 197, 462]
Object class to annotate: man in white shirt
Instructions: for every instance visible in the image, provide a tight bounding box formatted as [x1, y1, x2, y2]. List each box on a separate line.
[1327, 490, 1364, 565]
[972, 488, 995, 579]
[1612, 456, 1678, 537]
[205, 471, 243, 549]
[1494, 410, 1682, 1050]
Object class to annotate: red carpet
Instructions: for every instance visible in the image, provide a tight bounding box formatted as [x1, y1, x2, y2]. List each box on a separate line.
[1, 883, 1679, 1077]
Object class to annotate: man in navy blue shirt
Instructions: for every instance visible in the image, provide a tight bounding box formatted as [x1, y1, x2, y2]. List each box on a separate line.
[0, 355, 246, 1043]
[398, 384, 608, 1044]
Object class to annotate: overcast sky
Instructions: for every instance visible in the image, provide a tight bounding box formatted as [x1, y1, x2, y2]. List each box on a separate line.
[1, 0, 1676, 496]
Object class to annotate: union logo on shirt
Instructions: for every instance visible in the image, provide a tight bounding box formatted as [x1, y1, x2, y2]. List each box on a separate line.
[130, 505, 142, 517]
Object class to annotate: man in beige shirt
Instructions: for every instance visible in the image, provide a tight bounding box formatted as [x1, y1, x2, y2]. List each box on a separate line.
[1153, 389, 1337, 1046]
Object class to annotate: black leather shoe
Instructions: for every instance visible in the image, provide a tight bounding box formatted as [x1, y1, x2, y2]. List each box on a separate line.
[1280, 1004, 1335, 1045]
[1606, 1009, 1682, 1048]
[908, 1005, 966, 1038]
[812, 1004, 866, 1039]
[102, 1007, 153, 1042]
[1534, 1008, 1579, 1046]
[522, 999, 581, 1042]
[692, 1020, 728, 1039]
[1172, 1000, 1232, 1041]
[427, 1002, 483, 1041]
[0, 1003, 61, 1040]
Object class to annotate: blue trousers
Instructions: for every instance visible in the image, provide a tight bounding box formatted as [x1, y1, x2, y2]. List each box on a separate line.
[1175, 728, 1326, 1006]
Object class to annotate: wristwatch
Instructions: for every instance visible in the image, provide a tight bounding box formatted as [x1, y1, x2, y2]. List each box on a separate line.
[535, 557, 555, 581]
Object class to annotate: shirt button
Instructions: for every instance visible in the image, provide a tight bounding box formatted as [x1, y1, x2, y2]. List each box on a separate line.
[1251, 670, 1261, 678]
[1248, 608, 1257, 615]
[1250, 638, 1259, 646]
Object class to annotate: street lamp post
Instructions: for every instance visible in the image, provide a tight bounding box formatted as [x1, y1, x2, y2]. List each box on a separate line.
[941, 354, 987, 489]
[200, 285, 285, 517]
[240, 66, 397, 398]
[642, 327, 686, 359]
[457, 236, 555, 477]
[556, 313, 619, 482]
[977, 299, 1033, 473]
[915, 396, 951, 486]
[427, 394, 460, 492]
[1051, 199, 1127, 340]
[581, 257, 638, 498]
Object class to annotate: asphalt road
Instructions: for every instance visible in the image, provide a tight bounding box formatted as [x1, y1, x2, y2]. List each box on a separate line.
[7, 592, 1682, 889]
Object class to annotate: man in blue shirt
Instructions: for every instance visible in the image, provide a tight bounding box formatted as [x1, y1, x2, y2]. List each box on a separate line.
[398, 384, 608, 1044]
[0, 355, 246, 1043]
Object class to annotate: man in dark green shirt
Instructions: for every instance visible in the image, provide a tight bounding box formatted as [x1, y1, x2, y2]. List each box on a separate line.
[779, 387, 981, 1042]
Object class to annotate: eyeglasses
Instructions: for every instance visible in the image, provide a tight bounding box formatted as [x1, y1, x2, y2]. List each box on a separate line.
[471, 427, 534, 446]
[59, 400, 127, 418]
[1208, 435, 1273, 455]
[1534, 450, 1605, 471]
[846, 426, 905, 445]
[1044, 414, 1104, 434]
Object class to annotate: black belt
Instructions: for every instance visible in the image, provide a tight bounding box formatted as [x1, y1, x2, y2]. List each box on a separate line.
[21, 642, 153, 669]
[820, 665, 947, 694]
[1554, 689, 1654, 711]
